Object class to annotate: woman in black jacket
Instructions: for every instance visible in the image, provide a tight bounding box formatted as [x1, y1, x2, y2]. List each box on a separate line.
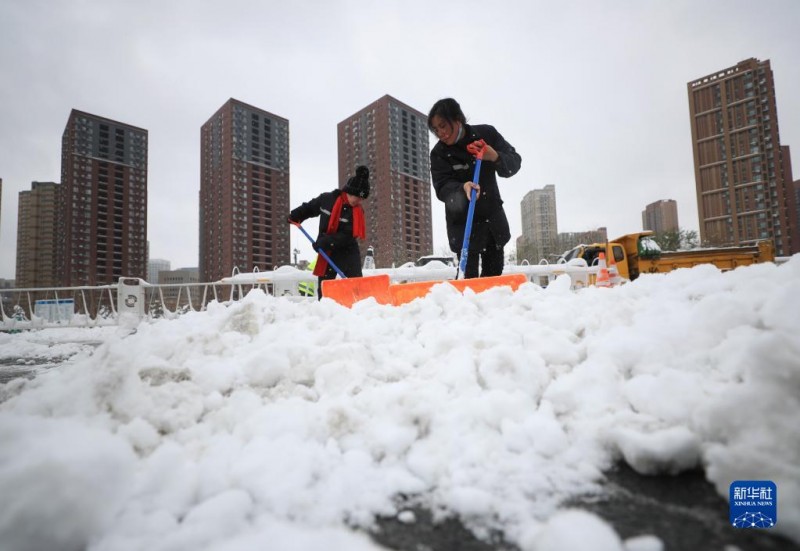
[428, 98, 522, 278]
[289, 166, 370, 298]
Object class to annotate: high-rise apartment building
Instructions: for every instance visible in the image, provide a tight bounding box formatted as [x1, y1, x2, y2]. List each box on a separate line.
[642, 199, 679, 234]
[15, 181, 63, 288]
[517, 185, 558, 263]
[781, 145, 800, 237]
[337, 95, 432, 268]
[687, 58, 799, 255]
[199, 98, 290, 282]
[794, 179, 800, 230]
[61, 110, 148, 286]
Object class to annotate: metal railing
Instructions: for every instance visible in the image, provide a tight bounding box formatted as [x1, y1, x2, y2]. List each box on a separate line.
[0, 278, 310, 331]
[1, 261, 600, 331]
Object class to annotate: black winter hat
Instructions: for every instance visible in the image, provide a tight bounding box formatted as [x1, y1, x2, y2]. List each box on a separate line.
[343, 165, 370, 199]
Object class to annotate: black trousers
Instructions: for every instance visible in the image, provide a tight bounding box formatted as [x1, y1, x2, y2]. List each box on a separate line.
[317, 267, 337, 300]
[459, 232, 505, 278]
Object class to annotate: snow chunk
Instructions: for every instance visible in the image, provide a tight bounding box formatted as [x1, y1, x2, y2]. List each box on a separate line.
[532, 509, 624, 551]
[613, 426, 701, 475]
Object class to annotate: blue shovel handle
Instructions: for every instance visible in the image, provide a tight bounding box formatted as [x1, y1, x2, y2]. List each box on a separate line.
[292, 222, 347, 279]
[457, 157, 483, 279]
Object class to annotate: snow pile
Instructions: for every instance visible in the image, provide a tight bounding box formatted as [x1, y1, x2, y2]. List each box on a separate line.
[1, 258, 799, 550]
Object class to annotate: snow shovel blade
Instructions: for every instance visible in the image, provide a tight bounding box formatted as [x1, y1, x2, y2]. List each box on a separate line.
[389, 273, 528, 305]
[449, 273, 528, 294]
[389, 280, 439, 306]
[322, 274, 392, 307]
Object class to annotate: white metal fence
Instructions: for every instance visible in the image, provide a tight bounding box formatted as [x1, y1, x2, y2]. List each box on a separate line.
[0, 276, 311, 331]
[1, 261, 598, 331]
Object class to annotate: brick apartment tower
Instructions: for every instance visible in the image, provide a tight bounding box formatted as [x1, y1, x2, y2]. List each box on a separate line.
[642, 199, 679, 234]
[687, 58, 799, 255]
[782, 145, 800, 236]
[337, 95, 432, 268]
[61, 110, 148, 286]
[15, 182, 64, 288]
[795, 177, 800, 229]
[199, 99, 290, 282]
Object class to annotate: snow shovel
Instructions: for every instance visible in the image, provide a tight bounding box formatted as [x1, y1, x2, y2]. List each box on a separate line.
[457, 139, 487, 280]
[290, 221, 391, 306]
[323, 275, 392, 307]
[389, 273, 528, 306]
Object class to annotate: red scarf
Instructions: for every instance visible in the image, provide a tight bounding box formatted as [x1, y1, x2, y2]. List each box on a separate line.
[313, 192, 366, 276]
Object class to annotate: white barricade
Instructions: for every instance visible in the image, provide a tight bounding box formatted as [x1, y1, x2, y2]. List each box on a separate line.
[34, 298, 75, 323]
[117, 278, 145, 319]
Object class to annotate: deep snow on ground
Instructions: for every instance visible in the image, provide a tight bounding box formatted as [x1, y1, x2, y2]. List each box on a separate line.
[1, 258, 799, 551]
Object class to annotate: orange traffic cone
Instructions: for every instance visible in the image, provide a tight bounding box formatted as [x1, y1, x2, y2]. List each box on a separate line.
[607, 251, 622, 286]
[595, 252, 611, 287]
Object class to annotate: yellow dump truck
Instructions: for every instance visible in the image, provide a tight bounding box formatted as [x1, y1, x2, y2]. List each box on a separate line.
[560, 232, 775, 281]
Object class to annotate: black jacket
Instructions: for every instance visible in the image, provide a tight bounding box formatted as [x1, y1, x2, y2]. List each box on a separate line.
[289, 189, 363, 277]
[430, 124, 521, 253]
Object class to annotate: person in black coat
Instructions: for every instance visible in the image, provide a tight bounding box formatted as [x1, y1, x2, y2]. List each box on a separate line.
[428, 98, 522, 278]
[288, 166, 370, 298]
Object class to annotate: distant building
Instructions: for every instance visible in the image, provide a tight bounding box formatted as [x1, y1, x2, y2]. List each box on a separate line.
[517, 185, 558, 263]
[687, 58, 799, 255]
[781, 145, 800, 244]
[199, 99, 290, 282]
[642, 199, 679, 234]
[337, 94, 432, 268]
[159, 267, 199, 285]
[61, 110, 148, 285]
[15, 182, 64, 288]
[147, 258, 171, 284]
[795, 179, 800, 233]
[158, 267, 200, 310]
[556, 227, 608, 257]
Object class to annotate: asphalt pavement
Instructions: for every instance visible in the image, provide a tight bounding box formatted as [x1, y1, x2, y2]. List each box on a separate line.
[371, 464, 798, 551]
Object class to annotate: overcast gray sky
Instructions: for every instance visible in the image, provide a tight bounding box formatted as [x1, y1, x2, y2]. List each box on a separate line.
[1, 0, 799, 279]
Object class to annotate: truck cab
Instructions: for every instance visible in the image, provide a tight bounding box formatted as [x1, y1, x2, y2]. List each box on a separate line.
[560, 241, 632, 279]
